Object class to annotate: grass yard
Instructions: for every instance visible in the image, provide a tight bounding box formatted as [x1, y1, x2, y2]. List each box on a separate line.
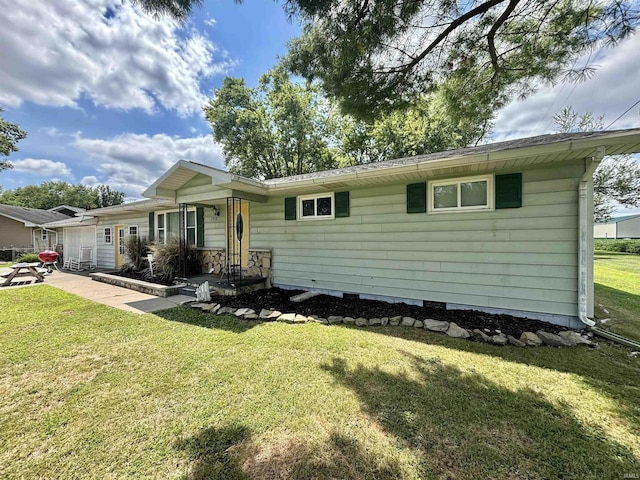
[594, 251, 640, 342]
[1, 286, 639, 479]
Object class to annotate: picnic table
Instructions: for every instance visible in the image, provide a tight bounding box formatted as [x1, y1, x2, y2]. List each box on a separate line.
[1, 262, 46, 287]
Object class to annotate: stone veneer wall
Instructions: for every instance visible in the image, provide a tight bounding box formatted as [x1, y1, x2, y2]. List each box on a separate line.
[200, 248, 226, 274]
[199, 248, 272, 281]
[247, 249, 272, 281]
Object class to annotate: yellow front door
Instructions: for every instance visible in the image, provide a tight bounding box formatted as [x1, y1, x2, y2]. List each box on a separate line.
[226, 200, 249, 268]
[115, 225, 125, 268]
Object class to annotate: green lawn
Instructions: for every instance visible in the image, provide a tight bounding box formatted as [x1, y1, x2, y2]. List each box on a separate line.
[594, 251, 640, 342]
[1, 286, 639, 479]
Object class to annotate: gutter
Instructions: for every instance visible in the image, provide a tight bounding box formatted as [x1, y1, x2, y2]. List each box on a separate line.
[577, 146, 605, 327]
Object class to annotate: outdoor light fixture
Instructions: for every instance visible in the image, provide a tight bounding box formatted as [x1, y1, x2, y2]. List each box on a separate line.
[212, 206, 220, 220]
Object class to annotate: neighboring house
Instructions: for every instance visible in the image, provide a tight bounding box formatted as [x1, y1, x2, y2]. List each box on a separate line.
[48, 205, 86, 217]
[594, 214, 640, 239]
[46, 129, 640, 329]
[0, 204, 71, 250]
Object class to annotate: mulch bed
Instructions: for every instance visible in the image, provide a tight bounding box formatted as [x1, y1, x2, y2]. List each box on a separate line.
[210, 287, 566, 337]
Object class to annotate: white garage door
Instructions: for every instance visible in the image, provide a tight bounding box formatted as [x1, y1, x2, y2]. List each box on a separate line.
[63, 226, 96, 262]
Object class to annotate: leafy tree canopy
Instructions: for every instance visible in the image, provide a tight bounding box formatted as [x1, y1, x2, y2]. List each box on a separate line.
[204, 69, 338, 179]
[133, 0, 639, 121]
[0, 108, 27, 172]
[0, 181, 125, 210]
[554, 106, 640, 222]
[204, 69, 489, 179]
[334, 90, 491, 166]
[285, 0, 639, 120]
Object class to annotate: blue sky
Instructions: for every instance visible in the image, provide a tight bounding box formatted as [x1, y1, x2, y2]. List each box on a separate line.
[0, 0, 300, 197]
[1, 0, 640, 213]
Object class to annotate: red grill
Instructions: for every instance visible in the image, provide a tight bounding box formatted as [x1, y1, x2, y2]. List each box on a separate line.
[38, 250, 59, 263]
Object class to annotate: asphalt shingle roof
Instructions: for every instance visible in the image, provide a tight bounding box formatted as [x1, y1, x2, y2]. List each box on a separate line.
[0, 204, 71, 226]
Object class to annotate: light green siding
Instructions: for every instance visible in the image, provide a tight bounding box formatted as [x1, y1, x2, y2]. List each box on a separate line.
[250, 163, 583, 317]
[96, 214, 150, 269]
[203, 204, 226, 248]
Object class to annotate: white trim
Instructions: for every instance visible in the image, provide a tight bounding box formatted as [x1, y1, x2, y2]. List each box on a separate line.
[104, 227, 113, 245]
[428, 174, 494, 213]
[297, 192, 335, 220]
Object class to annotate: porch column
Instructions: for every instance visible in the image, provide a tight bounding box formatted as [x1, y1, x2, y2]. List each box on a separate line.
[178, 202, 187, 277]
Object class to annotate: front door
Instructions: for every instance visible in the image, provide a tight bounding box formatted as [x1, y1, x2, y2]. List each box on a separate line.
[226, 199, 249, 269]
[115, 225, 125, 268]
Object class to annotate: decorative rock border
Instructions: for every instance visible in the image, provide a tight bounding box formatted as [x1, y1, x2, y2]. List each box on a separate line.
[187, 302, 597, 348]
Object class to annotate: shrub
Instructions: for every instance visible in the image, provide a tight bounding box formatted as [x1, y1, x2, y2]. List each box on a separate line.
[16, 253, 41, 263]
[150, 239, 202, 280]
[123, 235, 151, 271]
[594, 238, 640, 254]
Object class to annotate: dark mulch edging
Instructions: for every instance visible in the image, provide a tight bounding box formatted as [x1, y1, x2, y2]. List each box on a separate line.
[209, 287, 566, 337]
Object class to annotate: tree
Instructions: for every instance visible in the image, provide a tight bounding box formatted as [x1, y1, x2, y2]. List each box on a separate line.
[0, 181, 125, 210]
[94, 185, 125, 208]
[133, 1, 638, 121]
[0, 108, 27, 172]
[554, 106, 640, 221]
[204, 70, 338, 179]
[205, 69, 491, 178]
[334, 91, 491, 166]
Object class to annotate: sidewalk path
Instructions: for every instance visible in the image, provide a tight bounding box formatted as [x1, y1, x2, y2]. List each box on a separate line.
[41, 270, 194, 314]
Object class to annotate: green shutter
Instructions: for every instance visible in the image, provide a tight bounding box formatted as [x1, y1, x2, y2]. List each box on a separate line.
[285, 197, 297, 220]
[495, 173, 522, 209]
[148, 212, 155, 241]
[406, 183, 426, 213]
[335, 191, 350, 217]
[196, 206, 205, 247]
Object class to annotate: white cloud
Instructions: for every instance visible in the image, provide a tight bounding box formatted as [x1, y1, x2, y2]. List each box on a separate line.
[205, 17, 217, 27]
[40, 127, 62, 137]
[73, 133, 225, 197]
[81, 175, 100, 186]
[494, 34, 640, 141]
[0, 1, 235, 117]
[10, 158, 72, 177]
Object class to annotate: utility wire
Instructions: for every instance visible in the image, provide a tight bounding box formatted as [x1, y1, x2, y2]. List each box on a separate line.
[605, 98, 640, 130]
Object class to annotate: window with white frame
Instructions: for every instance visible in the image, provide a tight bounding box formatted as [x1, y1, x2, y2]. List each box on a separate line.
[157, 213, 165, 244]
[298, 193, 334, 220]
[156, 210, 196, 244]
[104, 227, 112, 244]
[429, 175, 494, 213]
[186, 211, 196, 245]
[41, 229, 48, 241]
[128, 225, 138, 236]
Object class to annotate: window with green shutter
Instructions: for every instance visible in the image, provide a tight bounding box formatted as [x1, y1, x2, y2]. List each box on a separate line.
[285, 197, 296, 220]
[148, 212, 155, 241]
[495, 173, 522, 209]
[335, 191, 350, 217]
[407, 183, 427, 213]
[196, 206, 205, 247]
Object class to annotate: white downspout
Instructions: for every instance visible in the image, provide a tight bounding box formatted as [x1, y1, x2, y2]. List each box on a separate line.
[578, 146, 605, 327]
